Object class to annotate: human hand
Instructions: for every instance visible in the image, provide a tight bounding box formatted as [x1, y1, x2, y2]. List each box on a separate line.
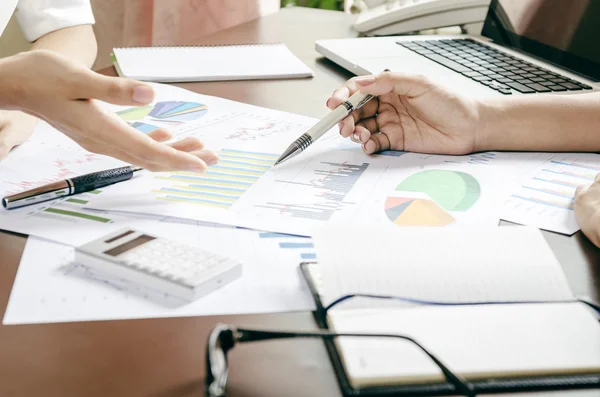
[574, 175, 600, 247]
[0, 50, 217, 172]
[327, 71, 481, 155]
[0, 110, 38, 159]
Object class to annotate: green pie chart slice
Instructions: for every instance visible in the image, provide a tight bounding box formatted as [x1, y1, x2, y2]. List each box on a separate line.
[395, 170, 480, 212]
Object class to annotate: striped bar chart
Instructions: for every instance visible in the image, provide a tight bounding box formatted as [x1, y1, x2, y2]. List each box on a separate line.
[256, 161, 369, 221]
[153, 149, 278, 208]
[501, 154, 600, 234]
[510, 158, 599, 211]
[511, 194, 574, 210]
[31, 190, 114, 224]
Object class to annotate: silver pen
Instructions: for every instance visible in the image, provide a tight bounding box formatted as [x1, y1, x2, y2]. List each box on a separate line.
[274, 90, 375, 166]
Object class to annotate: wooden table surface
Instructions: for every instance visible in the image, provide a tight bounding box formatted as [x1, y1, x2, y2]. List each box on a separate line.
[1, 7, 599, 397]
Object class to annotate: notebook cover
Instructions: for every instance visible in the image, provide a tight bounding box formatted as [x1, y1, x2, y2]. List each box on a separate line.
[111, 43, 314, 83]
[299, 262, 600, 396]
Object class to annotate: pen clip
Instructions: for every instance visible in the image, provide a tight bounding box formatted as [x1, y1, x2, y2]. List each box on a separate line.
[355, 94, 374, 110]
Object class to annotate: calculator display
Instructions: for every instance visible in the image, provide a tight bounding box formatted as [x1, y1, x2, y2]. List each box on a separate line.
[104, 234, 156, 256]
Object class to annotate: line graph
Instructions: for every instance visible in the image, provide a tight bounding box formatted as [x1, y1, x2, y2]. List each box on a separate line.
[2, 153, 103, 196]
[256, 161, 369, 221]
[224, 113, 310, 141]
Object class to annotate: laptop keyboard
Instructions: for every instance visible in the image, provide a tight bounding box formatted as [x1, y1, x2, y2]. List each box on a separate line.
[397, 38, 593, 95]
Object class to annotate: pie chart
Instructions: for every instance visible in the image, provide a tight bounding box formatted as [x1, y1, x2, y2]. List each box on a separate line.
[116, 101, 209, 123]
[384, 170, 480, 226]
[385, 197, 455, 226]
[395, 170, 480, 211]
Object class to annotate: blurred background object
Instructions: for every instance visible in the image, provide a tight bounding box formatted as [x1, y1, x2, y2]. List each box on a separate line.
[0, 0, 281, 69]
[91, 0, 280, 69]
[282, 0, 344, 10]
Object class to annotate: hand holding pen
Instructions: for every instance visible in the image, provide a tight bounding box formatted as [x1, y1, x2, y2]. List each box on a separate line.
[326, 71, 480, 156]
[275, 70, 389, 165]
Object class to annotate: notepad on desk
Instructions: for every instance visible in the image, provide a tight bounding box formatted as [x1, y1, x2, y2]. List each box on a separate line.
[303, 227, 600, 395]
[112, 43, 314, 83]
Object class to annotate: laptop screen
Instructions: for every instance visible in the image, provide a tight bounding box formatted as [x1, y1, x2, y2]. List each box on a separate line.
[481, 0, 600, 81]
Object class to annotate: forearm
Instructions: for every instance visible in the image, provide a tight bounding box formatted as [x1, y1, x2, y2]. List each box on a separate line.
[477, 92, 600, 152]
[31, 25, 97, 68]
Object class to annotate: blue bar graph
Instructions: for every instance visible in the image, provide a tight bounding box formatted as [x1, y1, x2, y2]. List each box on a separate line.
[279, 242, 314, 249]
[258, 231, 316, 263]
[256, 161, 369, 221]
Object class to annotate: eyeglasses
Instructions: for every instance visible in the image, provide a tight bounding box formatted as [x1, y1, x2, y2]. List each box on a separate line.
[205, 294, 600, 397]
[205, 323, 475, 397]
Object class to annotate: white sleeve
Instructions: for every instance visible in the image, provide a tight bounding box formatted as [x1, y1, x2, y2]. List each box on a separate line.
[15, 0, 95, 42]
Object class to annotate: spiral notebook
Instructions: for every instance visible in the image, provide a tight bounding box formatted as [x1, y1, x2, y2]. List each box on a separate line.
[112, 43, 314, 83]
[302, 226, 600, 396]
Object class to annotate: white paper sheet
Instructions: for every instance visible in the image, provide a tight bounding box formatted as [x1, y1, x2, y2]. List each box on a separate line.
[86, 148, 523, 235]
[311, 226, 574, 308]
[3, 224, 316, 325]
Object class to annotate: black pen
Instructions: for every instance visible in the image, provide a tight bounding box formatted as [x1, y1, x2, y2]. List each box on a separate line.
[2, 166, 142, 210]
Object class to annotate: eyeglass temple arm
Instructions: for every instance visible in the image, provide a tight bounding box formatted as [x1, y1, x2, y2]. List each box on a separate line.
[236, 328, 475, 397]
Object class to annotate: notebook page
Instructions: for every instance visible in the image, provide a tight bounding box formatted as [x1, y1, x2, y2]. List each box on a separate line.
[329, 303, 600, 387]
[311, 226, 574, 308]
[113, 43, 314, 82]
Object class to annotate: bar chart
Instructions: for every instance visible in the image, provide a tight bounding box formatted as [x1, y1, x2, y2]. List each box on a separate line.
[153, 149, 278, 208]
[256, 161, 369, 221]
[258, 232, 316, 261]
[502, 154, 600, 234]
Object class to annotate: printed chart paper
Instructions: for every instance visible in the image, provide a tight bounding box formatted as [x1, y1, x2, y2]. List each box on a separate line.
[3, 225, 316, 325]
[0, 84, 247, 245]
[87, 148, 517, 235]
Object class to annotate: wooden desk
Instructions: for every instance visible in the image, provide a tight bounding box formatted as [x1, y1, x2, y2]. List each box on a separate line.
[1, 7, 599, 397]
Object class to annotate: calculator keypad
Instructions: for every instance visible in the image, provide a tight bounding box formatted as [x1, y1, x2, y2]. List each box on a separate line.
[118, 239, 237, 287]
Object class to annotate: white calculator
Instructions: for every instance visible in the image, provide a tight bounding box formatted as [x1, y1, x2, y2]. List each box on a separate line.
[75, 228, 242, 301]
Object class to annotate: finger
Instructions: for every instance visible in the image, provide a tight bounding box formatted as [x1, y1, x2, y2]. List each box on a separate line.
[146, 128, 173, 143]
[595, 173, 600, 183]
[354, 71, 435, 98]
[339, 115, 356, 138]
[0, 126, 35, 159]
[352, 119, 377, 143]
[0, 141, 11, 159]
[69, 101, 208, 172]
[185, 149, 219, 166]
[363, 133, 391, 154]
[168, 136, 206, 152]
[355, 125, 372, 144]
[358, 117, 379, 135]
[575, 184, 591, 197]
[327, 86, 352, 109]
[73, 71, 155, 106]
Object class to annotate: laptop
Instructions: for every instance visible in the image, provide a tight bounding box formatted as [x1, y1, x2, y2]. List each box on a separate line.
[316, 0, 600, 97]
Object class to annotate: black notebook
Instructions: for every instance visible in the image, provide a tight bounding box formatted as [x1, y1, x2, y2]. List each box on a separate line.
[301, 227, 600, 396]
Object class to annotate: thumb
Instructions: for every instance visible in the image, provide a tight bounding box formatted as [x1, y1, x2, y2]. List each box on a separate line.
[0, 141, 10, 160]
[576, 183, 591, 197]
[354, 71, 436, 98]
[75, 71, 155, 106]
